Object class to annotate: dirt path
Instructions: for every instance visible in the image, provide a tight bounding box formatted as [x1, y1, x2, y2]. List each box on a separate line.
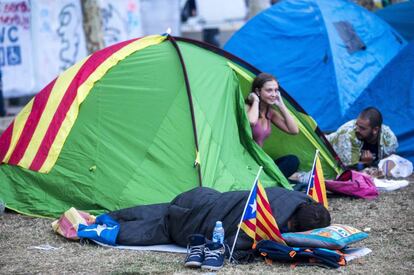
[0, 179, 413, 274]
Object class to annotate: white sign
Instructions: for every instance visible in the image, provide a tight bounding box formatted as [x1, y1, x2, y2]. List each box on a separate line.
[0, 0, 34, 97]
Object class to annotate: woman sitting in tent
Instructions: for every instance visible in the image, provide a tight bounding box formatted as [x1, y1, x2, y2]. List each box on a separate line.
[245, 73, 300, 178]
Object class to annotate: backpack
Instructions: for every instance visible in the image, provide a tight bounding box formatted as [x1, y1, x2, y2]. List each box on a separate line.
[255, 240, 346, 268]
[325, 170, 378, 200]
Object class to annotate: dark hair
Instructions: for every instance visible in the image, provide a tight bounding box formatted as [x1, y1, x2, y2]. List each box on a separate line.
[247, 73, 278, 119]
[250, 72, 277, 94]
[288, 201, 331, 232]
[359, 107, 383, 128]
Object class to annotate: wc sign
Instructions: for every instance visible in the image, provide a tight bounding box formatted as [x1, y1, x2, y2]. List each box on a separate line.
[0, 26, 22, 66]
[0, 1, 30, 67]
[0, 0, 34, 97]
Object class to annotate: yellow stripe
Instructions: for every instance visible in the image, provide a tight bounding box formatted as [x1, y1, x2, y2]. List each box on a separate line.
[2, 101, 34, 162]
[35, 35, 166, 172]
[65, 207, 87, 230]
[256, 194, 276, 225]
[16, 58, 89, 168]
[316, 157, 329, 209]
[256, 213, 279, 240]
[240, 223, 256, 240]
[227, 61, 254, 82]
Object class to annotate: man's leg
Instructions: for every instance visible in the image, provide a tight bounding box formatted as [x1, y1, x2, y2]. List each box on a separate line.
[274, 155, 300, 178]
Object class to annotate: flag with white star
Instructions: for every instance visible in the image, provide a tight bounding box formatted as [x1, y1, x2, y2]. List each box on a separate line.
[306, 152, 329, 209]
[77, 214, 120, 245]
[240, 180, 286, 247]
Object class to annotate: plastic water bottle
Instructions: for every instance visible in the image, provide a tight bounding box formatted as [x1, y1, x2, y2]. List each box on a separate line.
[212, 221, 225, 244]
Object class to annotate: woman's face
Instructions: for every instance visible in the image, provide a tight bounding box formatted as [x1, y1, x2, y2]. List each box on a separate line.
[257, 80, 279, 105]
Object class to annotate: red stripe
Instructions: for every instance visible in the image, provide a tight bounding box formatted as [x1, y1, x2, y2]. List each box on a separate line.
[8, 79, 57, 165]
[314, 169, 324, 203]
[257, 188, 273, 214]
[29, 38, 139, 171]
[242, 219, 256, 232]
[0, 123, 14, 161]
[256, 219, 275, 240]
[257, 205, 280, 237]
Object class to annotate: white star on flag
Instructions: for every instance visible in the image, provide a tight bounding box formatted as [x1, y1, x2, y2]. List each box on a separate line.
[83, 224, 117, 236]
[249, 199, 257, 215]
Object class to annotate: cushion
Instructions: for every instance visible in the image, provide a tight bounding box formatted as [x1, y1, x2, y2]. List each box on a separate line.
[282, 224, 368, 249]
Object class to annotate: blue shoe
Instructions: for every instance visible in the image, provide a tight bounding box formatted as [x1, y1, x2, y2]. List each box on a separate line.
[184, 234, 205, 268]
[201, 242, 225, 271]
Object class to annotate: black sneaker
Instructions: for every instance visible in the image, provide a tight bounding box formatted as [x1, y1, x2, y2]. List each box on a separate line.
[201, 242, 225, 271]
[184, 234, 205, 268]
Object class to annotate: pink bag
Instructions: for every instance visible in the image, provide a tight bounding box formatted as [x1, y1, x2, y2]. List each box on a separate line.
[325, 170, 379, 200]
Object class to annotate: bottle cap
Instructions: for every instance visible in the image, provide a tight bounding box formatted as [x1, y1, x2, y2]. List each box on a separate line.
[215, 221, 222, 226]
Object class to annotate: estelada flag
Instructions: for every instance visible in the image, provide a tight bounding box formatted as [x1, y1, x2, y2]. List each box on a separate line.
[240, 179, 286, 247]
[306, 152, 329, 209]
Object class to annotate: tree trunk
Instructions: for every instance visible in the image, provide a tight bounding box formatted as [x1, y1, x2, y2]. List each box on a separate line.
[80, 0, 104, 54]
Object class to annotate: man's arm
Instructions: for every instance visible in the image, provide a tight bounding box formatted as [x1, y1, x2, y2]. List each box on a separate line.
[381, 125, 399, 157]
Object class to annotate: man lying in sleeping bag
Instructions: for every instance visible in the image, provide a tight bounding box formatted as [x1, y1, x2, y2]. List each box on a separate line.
[107, 186, 331, 251]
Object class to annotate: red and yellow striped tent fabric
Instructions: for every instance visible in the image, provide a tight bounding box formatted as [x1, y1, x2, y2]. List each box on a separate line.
[0, 35, 166, 173]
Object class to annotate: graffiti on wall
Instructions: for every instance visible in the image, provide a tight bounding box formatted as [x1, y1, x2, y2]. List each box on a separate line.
[57, 3, 82, 71]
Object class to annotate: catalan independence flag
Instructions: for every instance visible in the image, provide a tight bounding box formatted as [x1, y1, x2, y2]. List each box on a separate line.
[306, 150, 329, 209]
[240, 179, 286, 247]
[0, 35, 166, 173]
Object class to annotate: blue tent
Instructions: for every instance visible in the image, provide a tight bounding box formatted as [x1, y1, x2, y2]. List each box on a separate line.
[224, 0, 406, 131]
[344, 42, 414, 163]
[376, 0, 414, 42]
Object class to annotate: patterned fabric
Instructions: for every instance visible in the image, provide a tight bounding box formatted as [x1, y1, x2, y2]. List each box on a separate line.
[240, 179, 286, 248]
[51, 207, 96, 240]
[326, 120, 398, 166]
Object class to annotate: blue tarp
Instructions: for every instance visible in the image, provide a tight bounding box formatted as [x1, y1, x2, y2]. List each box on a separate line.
[376, 0, 414, 41]
[344, 42, 414, 163]
[224, 0, 407, 132]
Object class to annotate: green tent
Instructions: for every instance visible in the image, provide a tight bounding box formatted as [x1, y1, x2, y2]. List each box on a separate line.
[0, 35, 342, 218]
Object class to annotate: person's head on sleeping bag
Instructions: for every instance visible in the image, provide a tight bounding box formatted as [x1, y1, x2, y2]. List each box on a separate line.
[287, 201, 331, 232]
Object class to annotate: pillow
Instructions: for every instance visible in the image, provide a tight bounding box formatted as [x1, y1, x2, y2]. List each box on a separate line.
[282, 224, 368, 249]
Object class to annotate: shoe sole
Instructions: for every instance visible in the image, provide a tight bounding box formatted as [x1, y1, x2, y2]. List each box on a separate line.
[184, 261, 202, 268]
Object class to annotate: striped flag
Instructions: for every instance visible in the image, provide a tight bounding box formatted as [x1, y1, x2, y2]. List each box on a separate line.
[240, 179, 286, 247]
[306, 151, 329, 209]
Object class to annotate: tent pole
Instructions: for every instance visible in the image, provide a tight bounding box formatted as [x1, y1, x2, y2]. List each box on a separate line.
[167, 35, 203, 187]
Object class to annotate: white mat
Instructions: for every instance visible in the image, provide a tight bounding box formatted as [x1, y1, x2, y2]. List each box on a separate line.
[343, 247, 372, 262]
[374, 178, 410, 192]
[92, 240, 187, 253]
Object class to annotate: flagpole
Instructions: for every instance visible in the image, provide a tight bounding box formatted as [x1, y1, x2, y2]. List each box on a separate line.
[229, 166, 263, 263]
[306, 149, 319, 195]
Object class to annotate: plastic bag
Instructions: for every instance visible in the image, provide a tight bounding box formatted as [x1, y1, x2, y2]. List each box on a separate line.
[378, 154, 413, 178]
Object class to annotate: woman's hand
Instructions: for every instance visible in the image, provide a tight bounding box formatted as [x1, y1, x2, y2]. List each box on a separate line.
[248, 93, 260, 104]
[273, 90, 284, 108]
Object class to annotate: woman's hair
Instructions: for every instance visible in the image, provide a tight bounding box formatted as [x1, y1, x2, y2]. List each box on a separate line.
[246, 73, 278, 119]
[288, 201, 331, 232]
[250, 72, 277, 94]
